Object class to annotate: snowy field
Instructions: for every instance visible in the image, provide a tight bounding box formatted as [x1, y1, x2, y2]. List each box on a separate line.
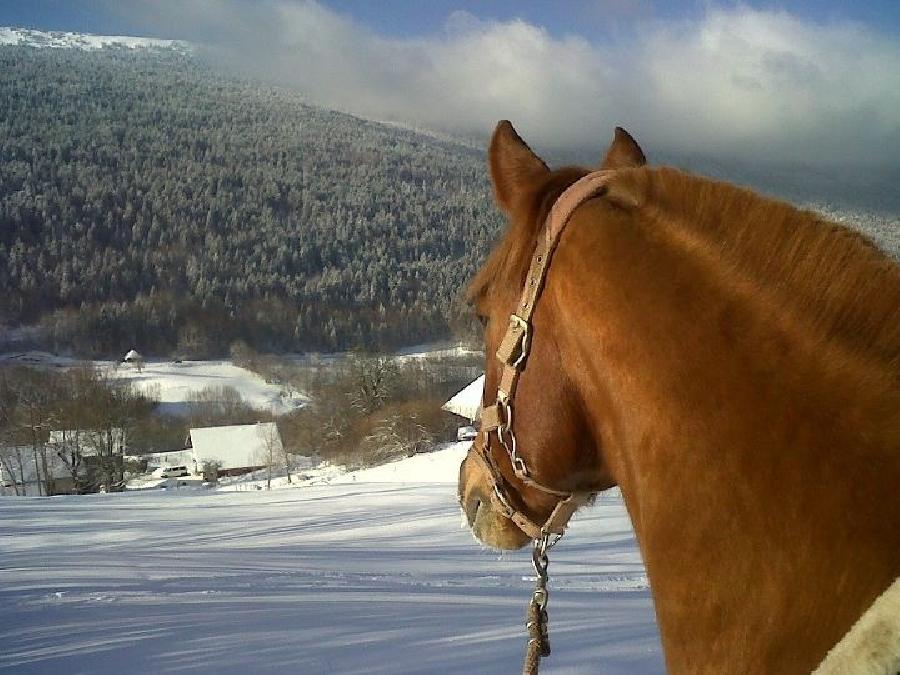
[109, 360, 307, 417]
[0, 344, 479, 418]
[0, 352, 307, 417]
[0, 444, 663, 674]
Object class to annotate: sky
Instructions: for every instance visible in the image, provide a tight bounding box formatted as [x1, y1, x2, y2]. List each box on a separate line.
[2, 1, 899, 167]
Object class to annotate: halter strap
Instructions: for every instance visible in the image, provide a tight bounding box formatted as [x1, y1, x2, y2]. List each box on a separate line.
[476, 170, 614, 539]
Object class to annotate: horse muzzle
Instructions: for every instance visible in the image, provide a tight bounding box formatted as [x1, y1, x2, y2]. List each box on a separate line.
[458, 452, 531, 550]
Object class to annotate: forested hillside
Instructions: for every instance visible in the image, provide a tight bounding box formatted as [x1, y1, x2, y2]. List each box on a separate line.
[2, 44, 896, 358]
[0, 46, 500, 356]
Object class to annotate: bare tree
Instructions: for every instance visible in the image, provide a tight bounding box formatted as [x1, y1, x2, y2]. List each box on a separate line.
[0, 445, 26, 496]
[200, 459, 221, 483]
[273, 421, 295, 484]
[0, 370, 23, 495]
[254, 424, 282, 491]
[187, 385, 256, 428]
[51, 366, 96, 494]
[346, 354, 398, 415]
[360, 409, 434, 466]
[83, 371, 151, 490]
[8, 368, 56, 496]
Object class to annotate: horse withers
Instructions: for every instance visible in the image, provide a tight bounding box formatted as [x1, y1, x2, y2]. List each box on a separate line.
[458, 120, 900, 673]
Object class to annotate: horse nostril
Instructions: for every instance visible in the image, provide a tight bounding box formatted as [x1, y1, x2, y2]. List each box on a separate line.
[465, 494, 483, 526]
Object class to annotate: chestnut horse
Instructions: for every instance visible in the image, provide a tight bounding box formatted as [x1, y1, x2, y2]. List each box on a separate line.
[458, 121, 900, 673]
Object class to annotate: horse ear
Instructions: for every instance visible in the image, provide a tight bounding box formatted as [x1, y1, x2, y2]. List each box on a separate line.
[489, 120, 550, 213]
[600, 127, 646, 170]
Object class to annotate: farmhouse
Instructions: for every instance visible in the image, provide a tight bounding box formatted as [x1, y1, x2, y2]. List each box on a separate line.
[0, 448, 78, 496]
[442, 374, 483, 422]
[443, 375, 483, 442]
[186, 422, 283, 476]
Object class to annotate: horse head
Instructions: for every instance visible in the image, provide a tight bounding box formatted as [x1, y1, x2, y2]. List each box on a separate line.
[458, 121, 646, 550]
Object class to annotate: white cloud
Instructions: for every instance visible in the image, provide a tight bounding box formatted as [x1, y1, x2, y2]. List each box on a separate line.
[119, 1, 900, 166]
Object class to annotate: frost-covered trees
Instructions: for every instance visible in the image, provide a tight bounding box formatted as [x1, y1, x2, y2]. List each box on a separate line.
[0, 46, 500, 356]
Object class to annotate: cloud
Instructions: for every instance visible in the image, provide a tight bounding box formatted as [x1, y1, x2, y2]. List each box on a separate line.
[114, 1, 900, 167]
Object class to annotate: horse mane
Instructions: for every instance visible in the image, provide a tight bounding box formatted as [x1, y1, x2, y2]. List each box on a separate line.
[646, 167, 900, 367]
[469, 165, 900, 367]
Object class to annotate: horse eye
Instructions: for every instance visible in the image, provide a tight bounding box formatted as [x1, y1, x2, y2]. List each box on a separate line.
[477, 314, 488, 327]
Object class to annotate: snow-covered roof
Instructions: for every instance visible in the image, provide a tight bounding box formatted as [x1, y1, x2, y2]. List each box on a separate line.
[442, 375, 484, 422]
[1, 448, 75, 484]
[189, 423, 282, 471]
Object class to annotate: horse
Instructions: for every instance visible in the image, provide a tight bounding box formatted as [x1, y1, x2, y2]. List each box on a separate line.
[457, 120, 900, 673]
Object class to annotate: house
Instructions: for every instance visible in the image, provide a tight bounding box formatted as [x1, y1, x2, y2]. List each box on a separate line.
[443, 375, 484, 443]
[0, 447, 79, 496]
[186, 422, 283, 476]
[442, 374, 484, 422]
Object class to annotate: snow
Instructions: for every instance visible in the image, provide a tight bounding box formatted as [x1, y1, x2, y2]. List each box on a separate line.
[0, 27, 191, 53]
[0, 353, 307, 416]
[108, 360, 307, 417]
[393, 342, 482, 360]
[0, 444, 662, 673]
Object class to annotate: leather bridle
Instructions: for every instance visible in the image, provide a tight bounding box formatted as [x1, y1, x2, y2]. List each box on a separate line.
[473, 170, 615, 541]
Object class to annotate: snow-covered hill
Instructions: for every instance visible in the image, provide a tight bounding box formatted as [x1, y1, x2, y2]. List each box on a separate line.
[0, 445, 662, 673]
[109, 359, 307, 417]
[0, 26, 190, 53]
[0, 351, 306, 416]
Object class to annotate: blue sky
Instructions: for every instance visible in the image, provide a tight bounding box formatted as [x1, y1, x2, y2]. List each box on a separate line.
[2, 1, 898, 39]
[2, 1, 899, 166]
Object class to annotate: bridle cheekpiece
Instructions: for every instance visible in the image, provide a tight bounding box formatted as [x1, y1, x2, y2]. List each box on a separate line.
[474, 170, 615, 541]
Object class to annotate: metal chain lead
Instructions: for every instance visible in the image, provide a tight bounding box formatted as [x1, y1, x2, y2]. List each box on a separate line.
[523, 534, 555, 675]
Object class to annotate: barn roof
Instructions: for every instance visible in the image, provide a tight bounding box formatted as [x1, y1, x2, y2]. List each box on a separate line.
[1, 448, 74, 483]
[442, 375, 484, 422]
[188, 422, 282, 471]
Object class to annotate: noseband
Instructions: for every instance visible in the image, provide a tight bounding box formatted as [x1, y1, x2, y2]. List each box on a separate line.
[474, 170, 614, 541]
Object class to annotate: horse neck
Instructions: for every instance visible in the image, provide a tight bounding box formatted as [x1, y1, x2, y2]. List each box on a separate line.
[546, 199, 900, 673]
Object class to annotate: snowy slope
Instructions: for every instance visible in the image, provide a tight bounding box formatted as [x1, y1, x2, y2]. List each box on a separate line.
[109, 359, 307, 416]
[0, 26, 190, 52]
[0, 445, 662, 674]
[334, 441, 471, 483]
[0, 352, 306, 416]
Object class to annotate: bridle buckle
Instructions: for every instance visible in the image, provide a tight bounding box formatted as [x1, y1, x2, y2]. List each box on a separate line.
[509, 314, 530, 368]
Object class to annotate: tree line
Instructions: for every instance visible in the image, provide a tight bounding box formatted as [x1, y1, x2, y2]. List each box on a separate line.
[0, 364, 154, 494]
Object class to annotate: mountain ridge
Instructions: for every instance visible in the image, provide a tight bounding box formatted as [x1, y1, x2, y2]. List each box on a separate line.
[0, 26, 191, 53]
